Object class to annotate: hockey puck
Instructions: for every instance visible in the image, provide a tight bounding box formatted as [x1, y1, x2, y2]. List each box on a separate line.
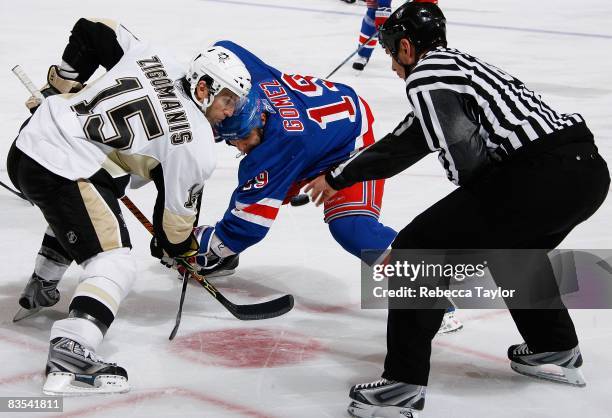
[290, 194, 310, 207]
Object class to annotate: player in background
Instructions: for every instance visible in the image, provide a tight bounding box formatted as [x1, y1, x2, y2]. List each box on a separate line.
[344, 0, 438, 72]
[160, 40, 462, 333]
[6, 18, 250, 395]
[349, 0, 392, 71]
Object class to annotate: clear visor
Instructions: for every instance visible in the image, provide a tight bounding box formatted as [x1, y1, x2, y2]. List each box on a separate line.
[214, 88, 248, 114]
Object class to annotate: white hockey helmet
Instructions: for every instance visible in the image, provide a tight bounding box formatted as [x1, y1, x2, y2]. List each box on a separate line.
[185, 46, 251, 110]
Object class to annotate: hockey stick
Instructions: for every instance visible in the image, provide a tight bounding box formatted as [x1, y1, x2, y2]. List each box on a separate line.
[169, 268, 190, 340]
[12, 65, 43, 100]
[0, 65, 39, 204]
[119, 196, 294, 326]
[0, 179, 28, 201]
[325, 31, 378, 79]
[6, 65, 39, 203]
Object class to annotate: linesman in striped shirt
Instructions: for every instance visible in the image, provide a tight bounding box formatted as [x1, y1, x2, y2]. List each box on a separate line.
[306, 2, 610, 417]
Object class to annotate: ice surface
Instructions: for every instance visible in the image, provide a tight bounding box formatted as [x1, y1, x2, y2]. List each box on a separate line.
[0, 1, 611, 417]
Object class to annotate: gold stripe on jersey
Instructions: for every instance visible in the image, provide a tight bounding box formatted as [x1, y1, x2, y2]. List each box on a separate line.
[107, 151, 160, 180]
[77, 180, 122, 251]
[163, 209, 195, 244]
[101, 156, 129, 178]
[75, 282, 119, 313]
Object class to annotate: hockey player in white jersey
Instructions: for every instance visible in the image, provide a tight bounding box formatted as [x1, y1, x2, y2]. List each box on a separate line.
[6, 18, 251, 395]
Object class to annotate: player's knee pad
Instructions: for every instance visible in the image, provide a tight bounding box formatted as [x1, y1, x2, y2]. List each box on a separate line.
[69, 248, 136, 333]
[328, 216, 397, 263]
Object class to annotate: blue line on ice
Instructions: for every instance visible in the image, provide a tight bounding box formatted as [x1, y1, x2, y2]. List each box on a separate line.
[202, 0, 612, 40]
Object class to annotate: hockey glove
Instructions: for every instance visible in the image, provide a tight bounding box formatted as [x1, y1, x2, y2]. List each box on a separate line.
[195, 225, 242, 274]
[26, 65, 83, 113]
[155, 226, 235, 276]
[151, 234, 200, 276]
[193, 225, 223, 272]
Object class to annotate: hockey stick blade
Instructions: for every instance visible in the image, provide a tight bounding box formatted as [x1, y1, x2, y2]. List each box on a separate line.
[217, 292, 294, 320]
[169, 272, 190, 340]
[186, 266, 294, 320]
[119, 196, 295, 323]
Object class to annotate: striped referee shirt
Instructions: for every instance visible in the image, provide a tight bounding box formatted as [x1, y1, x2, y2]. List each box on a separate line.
[327, 46, 586, 188]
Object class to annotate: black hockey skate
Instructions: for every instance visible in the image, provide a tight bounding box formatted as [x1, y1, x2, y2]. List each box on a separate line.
[43, 337, 129, 396]
[352, 56, 369, 71]
[13, 273, 60, 322]
[508, 343, 586, 387]
[198, 254, 240, 278]
[348, 378, 425, 418]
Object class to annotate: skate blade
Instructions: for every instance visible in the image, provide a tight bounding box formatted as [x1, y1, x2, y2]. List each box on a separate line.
[348, 400, 420, 418]
[13, 306, 42, 322]
[437, 322, 464, 335]
[43, 372, 130, 396]
[511, 362, 587, 387]
[437, 314, 464, 335]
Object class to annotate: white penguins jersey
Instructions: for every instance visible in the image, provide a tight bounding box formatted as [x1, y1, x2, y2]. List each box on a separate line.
[17, 19, 216, 249]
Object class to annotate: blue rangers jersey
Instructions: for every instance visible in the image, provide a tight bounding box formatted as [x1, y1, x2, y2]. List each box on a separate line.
[213, 41, 375, 253]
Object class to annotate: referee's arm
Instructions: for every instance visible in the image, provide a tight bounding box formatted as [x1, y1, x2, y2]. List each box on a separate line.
[326, 112, 431, 190]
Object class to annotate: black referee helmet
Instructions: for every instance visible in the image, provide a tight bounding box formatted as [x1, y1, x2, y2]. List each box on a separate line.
[379, 1, 447, 58]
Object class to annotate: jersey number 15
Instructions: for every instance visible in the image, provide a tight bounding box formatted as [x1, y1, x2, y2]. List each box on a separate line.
[71, 77, 163, 150]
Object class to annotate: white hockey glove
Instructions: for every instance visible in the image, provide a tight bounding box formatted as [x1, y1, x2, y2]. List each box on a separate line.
[193, 225, 236, 273]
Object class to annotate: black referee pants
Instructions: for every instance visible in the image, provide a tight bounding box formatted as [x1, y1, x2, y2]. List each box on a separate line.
[383, 139, 610, 386]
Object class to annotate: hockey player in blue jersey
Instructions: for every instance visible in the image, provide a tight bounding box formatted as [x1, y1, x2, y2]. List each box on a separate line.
[350, 0, 392, 71]
[197, 41, 392, 262]
[164, 40, 462, 333]
[343, 0, 439, 71]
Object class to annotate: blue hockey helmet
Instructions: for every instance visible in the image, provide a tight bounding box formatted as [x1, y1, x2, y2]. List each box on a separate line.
[214, 89, 265, 143]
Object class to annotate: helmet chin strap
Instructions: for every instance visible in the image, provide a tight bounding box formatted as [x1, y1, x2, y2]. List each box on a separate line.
[196, 91, 215, 112]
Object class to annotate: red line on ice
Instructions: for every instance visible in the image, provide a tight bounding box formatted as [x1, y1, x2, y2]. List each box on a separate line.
[0, 331, 48, 352]
[434, 340, 509, 364]
[462, 310, 509, 322]
[0, 371, 42, 386]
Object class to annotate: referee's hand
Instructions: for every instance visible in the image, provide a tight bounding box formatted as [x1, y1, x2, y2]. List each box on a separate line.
[304, 174, 338, 207]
